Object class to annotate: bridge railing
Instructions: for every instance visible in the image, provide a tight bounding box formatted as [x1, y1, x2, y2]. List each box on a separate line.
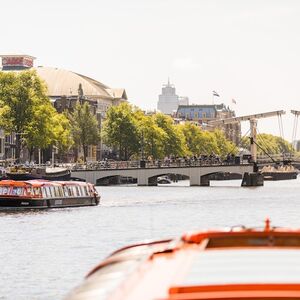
[257, 153, 300, 164]
[71, 156, 251, 171]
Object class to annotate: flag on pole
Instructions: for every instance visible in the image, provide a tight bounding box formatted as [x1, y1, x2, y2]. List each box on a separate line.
[232, 99, 237, 104]
[212, 91, 220, 97]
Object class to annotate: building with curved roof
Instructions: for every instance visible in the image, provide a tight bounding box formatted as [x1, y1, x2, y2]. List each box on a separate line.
[35, 66, 127, 103]
[0, 55, 128, 108]
[0, 54, 128, 161]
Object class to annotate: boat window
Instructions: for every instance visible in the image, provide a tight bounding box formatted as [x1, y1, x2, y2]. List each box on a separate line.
[67, 186, 73, 197]
[80, 186, 85, 196]
[33, 187, 41, 197]
[58, 187, 64, 197]
[49, 186, 55, 197]
[45, 186, 52, 198]
[26, 187, 33, 196]
[76, 186, 82, 196]
[83, 186, 88, 196]
[0, 186, 10, 195]
[54, 186, 60, 197]
[71, 186, 77, 196]
[41, 187, 47, 198]
[3, 186, 10, 195]
[12, 187, 24, 196]
[63, 186, 69, 197]
[169, 249, 300, 289]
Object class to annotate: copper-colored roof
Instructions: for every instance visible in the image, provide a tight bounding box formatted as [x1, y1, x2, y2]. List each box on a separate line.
[35, 66, 113, 98]
[106, 88, 127, 99]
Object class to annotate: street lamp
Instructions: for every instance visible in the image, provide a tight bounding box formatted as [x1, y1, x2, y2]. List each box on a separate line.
[15, 132, 27, 163]
[52, 145, 58, 167]
[140, 131, 146, 168]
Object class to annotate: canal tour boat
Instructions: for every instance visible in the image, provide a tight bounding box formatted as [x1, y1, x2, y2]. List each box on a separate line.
[66, 219, 300, 300]
[6, 166, 71, 181]
[0, 180, 100, 209]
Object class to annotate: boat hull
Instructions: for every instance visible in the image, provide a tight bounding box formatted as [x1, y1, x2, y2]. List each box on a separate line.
[6, 171, 71, 181]
[0, 196, 99, 210]
[263, 171, 298, 181]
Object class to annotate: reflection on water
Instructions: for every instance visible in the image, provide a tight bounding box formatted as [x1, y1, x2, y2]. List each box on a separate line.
[1, 177, 300, 299]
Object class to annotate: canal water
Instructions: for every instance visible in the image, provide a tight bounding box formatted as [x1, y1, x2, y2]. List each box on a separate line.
[1, 178, 300, 299]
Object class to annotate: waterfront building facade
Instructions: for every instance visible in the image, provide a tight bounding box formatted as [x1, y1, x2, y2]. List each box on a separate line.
[0, 54, 128, 162]
[176, 103, 241, 145]
[157, 79, 189, 115]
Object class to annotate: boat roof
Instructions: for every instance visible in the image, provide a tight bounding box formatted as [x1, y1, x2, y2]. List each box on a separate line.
[0, 180, 90, 187]
[59, 181, 92, 186]
[66, 220, 300, 300]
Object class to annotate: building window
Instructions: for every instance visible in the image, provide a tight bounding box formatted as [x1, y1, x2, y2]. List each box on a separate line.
[202, 112, 206, 119]
[194, 112, 198, 119]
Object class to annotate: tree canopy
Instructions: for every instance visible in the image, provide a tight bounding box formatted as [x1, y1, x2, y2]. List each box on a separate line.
[241, 133, 294, 156]
[69, 102, 100, 162]
[102, 102, 140, 160]
[102, 102, 238, 160]
[0, 70, 72, 161]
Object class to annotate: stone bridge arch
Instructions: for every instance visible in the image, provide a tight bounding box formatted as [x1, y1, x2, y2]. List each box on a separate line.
[147, 172, 190, 186]
[71, 164, 253, 186]
[138, 168, 191, 186]
[200, 171, 243, 186]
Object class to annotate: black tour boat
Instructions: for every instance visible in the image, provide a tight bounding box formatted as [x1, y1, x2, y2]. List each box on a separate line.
[261, 165, 298, 181]
[0, 180, 100, 209]
[6, 166, 71, 181]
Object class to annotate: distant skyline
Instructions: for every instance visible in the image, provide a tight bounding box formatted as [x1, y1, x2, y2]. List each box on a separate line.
[1, 0, 300, 140]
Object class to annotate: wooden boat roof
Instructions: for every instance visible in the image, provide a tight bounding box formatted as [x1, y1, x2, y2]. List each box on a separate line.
[65, 220, 300, 300]
[0, 180, 90, 188]
[60, 181, 91, 186]
[0, 180, 28, 187]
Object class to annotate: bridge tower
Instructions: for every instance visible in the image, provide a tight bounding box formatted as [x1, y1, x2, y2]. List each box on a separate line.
[208, 110, 285, 163]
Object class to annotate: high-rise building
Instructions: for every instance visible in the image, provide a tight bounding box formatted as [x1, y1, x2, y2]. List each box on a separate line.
[158, 79, 189, 115]
[178, 96, 189, 106]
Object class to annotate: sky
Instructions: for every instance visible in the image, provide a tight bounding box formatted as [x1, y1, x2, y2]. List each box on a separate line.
[1, 0, 300, 140]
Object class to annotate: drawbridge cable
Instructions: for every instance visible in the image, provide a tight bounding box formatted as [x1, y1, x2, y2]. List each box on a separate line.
[227, 128, 251, 155]
[256, 128, 274, 156]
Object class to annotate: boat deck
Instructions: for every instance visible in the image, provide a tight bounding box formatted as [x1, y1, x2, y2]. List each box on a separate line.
[66, 221, 300, 300]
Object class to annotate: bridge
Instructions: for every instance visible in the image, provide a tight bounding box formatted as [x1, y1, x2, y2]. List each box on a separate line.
[71, 162, 254, 186]
[71, 109, 300, 186]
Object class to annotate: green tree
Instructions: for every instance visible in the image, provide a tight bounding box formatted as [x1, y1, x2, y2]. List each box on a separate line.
[213, 129, 238, 158]
[179, 123, 202, 155]
[198, 131, 219, 155]
[0, 70, 58, 161]
[178, 123, 236, 157]
[102, 102, 139, 160]
[242, 133, 294, 156]
[135, 113, 167, 159]
[25, 103, 57, 160]
[51, 113, 74, 159]
[70, 102, 100, 162]
[154, 113, 185, 157]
